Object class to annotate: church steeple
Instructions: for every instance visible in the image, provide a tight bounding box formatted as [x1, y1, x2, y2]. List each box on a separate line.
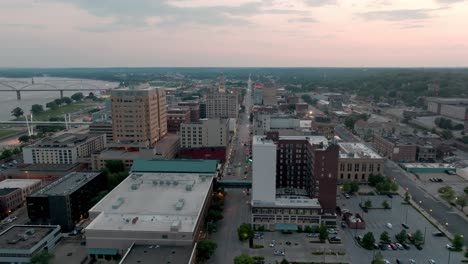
[218, 73, 226, 93]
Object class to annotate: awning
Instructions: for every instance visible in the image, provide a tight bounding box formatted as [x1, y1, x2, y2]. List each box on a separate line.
[275, 223, 298, 231]
[88, 248, 119, 255]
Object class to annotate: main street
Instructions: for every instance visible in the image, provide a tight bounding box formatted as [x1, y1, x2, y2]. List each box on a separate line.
[208, 82, 253, 263]
[384, 160, 468, 244]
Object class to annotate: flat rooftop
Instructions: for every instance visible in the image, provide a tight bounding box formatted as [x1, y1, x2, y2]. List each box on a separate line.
[30, 172, 101, 196]
[253, 197, 321, 208]
[402, 163, 455, 169]
[0, 179, 40, 189]
[280, 135, 329, 148]
[28, 133, 101, 148]
[120, 245, 194, 264]
[339, 142, 383, 159]
[154, 134, 179, 153]
[21, 163, 80, 172]
[131, 159, 218, 174]
[0, 225, 59, 250]
[87, 171, 215, 233]
[0, 188, 19, 196]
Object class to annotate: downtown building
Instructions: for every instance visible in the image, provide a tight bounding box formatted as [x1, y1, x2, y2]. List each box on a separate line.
[205, 93, 238, 119]
[338, 143, 384, 182]
[179, 118, 229, 162]
[111, 84, 167, 146]
[251, 132, 339, 231]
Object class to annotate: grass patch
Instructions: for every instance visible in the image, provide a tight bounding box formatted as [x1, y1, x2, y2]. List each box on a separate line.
[252, 245, 264, 249]
[0, 130, 20, 139]
[32, 102, 94, 121]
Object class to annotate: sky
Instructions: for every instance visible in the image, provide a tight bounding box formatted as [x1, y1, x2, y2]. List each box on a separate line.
[0, 0, 468, 67]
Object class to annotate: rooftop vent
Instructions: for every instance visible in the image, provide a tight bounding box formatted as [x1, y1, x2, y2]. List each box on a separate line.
[112, 197, 125, 209]
[175, 199, 185, 211]
[152, 180, 158, 186]
[131, 184, 140, 190]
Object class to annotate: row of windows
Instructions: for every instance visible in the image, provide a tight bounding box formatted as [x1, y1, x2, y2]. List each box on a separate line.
[339, 163, 381, 172]
[252, 208, 319, 215]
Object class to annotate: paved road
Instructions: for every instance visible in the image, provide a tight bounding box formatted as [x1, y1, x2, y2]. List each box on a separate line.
[384, 160, 468, 244]
[209, 83, 253, 263]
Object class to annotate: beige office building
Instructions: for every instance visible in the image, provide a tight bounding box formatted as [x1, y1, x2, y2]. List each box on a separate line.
[180, 119, 228, 149]
[111, 85, 167, 146]
[206, 92, 238, 119]
[338, 142, 385, 182]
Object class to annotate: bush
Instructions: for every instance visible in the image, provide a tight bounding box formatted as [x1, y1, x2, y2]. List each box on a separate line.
[196, 240, 217, 261]
[253, 245, 264, 249]
[237, 223, 254, 241]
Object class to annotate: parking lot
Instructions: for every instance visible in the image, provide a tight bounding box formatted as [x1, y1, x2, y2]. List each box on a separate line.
[340, 193, 465, 264]
[245, 231, 349, 263]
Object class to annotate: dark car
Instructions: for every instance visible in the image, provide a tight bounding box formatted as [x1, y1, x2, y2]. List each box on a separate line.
[402, 223, 409, 229]
[379, 243, 387, 250]
[402, 243, 411, 250]
[387, 194, 393, 198]
[414, 243, 423, 250]
[433, 232, 445, 237]
[285, 241, 292, 245]
[341, 222, 347, 228]
[363, 207, 369, 213]
[396, 259, 402, 264]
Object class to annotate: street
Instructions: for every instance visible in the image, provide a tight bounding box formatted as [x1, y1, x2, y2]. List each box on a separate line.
[384, 160, 468, 244]
[208, 81, 253, 263]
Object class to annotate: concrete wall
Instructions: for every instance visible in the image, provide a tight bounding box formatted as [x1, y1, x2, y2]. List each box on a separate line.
[252, 139, 276, 203]
[440, 104, 468, 121]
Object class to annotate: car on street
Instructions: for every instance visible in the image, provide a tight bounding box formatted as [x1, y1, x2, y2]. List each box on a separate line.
[274, 250, 285, 256]
[402, 243, 411, 250]
[386, 223, 393, 229]
[341, 221, 347, 228]
[269, 241, 276, 247]
[307, 233, 319, 237]
[446, 244, 455, 250]
[402, 223, 409, 229]
[428, 260, 436, 264]
[433, 232, 445, 237]
[415, 243, 423, 250]
[383, 259, 390, 264]
[396, 259, 402, 264]
[409, 259, 416, 264]
[395, 243, 404, 250]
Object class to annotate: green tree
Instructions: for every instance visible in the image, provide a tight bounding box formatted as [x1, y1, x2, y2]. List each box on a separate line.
[452, 234, 464, 251]
[380, 231, 390, 244]
[206, 223, 217, 235]
[280, 259, 290, 264]
[71, 92, 84, 101]
[382, 200, 390, 209]
[441, 130, 454, 140]
[371, 252, 385, 264]
[31, 104, 44, 115]
[455, 195, 467, 211]
[196, 240, 217, 261]
[18, 135, 31, 143]
[461, 136, 468, 144]
[413, 230, 424, 245]
[104, 160, 125, 173]
[62, 97, 73, 105]
[404, 191, 411, 203]
[304, 226, 313, 233]
[350, 181, 360, 193]
[207, 209, 223, 222]
[12, 147, 21, 155]
[344, 116, 356, 130]
[362, 232, 376, 250]
[364, 199, 372, 208]
[368, 174, 385, 187]
[46, 101, 58, 110]
[11, 107, 24, 118]
[54, 98, 63, 106]
[237, 223, 254, 241]
[287, 104, 296, 112]
[318, 224, 328, 242]
[395, 230, 407, 243]
[464, 186, 468, 195]
[0, 149, 13, 159]
[233, 254, 254, 264]
[30, 250, 54, 264]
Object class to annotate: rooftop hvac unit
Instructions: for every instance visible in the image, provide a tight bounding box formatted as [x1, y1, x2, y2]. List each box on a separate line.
[131, 184, 139, 190]
[175, 199, 185, 210]
[112, 197, 125, 209]
[173, 180, 178, 186]
[166, 180, 171, 185]
[152, 180, 158, 186]
[185, 184, 192, 191]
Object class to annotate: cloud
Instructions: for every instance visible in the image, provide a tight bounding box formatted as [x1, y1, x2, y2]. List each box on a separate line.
[358, 9, 436, 21]
[303, 0, 338, 6]
[436, 0, 465, 3]
[57, 0, 289, 31]
[288, 17, 318, 23]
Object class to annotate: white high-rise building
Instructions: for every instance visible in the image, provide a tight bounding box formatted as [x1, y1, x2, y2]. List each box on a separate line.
[252, 136, 277, 203]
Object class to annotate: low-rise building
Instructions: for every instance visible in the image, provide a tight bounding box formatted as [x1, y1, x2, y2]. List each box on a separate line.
[85, 159, 218, 260]
[0, 179, 42, 200]
[177, 101, 200, 122]
[401, 163, 456, 173]
[180, 119, 228, 148]
[23, 133, 107, 165]
[0, 225, 61, 263]
[91, 134, 180, 171]
[89, 121, 113, 142]
[27, 172, 107, 231]
[0, 188, 22, 216]
[373, 134, 418, 162]
[426, 97, 468, 121]
[167, 108, 191, 133]
[311, 117, 335, 139]
[338, 143, 384, 182]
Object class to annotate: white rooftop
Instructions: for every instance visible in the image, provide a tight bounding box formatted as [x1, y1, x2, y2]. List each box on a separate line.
[253, 196, 321, 208]
[403, 163, 455, 169]
[253, 135, 329, 148]
[86, 172, 215, 233]
[339, 142, 383, 159]
[0, 179, 40, 189]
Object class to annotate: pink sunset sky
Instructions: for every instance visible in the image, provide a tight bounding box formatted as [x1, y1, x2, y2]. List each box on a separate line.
[0, 0, 467, 67]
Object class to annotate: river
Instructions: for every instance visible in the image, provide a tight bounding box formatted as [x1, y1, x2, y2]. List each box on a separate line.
[0, 77, 118, 120]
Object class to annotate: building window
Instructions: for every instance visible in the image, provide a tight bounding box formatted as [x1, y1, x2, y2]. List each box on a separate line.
[354, 164, 359, 172]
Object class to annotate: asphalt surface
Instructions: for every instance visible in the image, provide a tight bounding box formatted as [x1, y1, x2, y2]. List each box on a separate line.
[385, 160, 468, 245]
[208, 83, 253, 264]
[335, 125, 360, 142]
[341, 193, 465, 264]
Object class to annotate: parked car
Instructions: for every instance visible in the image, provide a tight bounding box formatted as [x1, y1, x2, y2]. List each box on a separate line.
[396, 259, 402, 264]
[395, 243, 404, 250]
[402, 243, 411, 250]
[433, 232, 445, 237]
[328, 229, 338, 234]
[386, 223, 393, 229]
[274, 250, 285, 256]
[383, 259, 391, 264]
[341, 222, 347, 228]
[344, 194, 350, 199]
[409, 259, 416, 264]
[415, 243, 423, 250]
[307, 233, 319, 237]
[446, 244, 455, 251]
[269, 242, 276, 247]
[329, 236, 341, 242]
[402, 223, 409, 229]
[390, 243, 397, 250]
[428, 260, 436, 264]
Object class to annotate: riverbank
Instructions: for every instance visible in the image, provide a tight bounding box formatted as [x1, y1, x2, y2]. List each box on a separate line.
[14, 101, 99, 121]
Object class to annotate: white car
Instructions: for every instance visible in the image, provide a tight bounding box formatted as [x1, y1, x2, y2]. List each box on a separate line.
[409, 259, 416, 264]
[386, 223, 393, 229]
[428, 260, 436, 264]
[446, 244, 455, 250]
[383, 259, 391, 264]
[274, 250, 285, 256]
[269, 242, 276, 247]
